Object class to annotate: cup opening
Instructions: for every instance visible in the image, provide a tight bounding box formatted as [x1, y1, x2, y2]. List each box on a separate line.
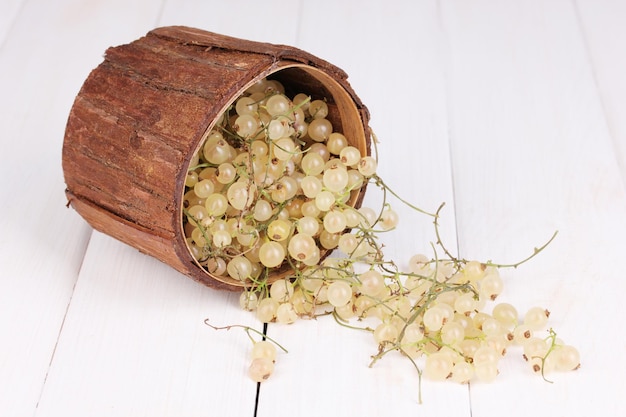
[180, 64, 368, 289]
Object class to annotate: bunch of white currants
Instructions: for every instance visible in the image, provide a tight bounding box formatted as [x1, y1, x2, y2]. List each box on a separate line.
[189, 77, 579, 387]
[183, 77, 375, 281]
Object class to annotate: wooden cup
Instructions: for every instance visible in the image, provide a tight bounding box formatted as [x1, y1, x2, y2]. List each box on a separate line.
[63, 26, 370, 290]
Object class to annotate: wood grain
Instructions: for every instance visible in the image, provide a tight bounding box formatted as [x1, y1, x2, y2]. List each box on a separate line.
[2, 1, 625, 416]
[0, 1, 165, 415]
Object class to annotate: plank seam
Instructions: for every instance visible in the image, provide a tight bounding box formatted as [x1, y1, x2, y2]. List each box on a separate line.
[436, 0, 463, 261]
[33, 229, 94, 415]
[0, 0, 26, 52]
[571, 0, 626, 194]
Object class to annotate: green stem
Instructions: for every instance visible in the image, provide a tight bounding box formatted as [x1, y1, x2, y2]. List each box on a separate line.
[331, 311, 374, 332]
[433, 202, 460, 262]
[373, 174, 437, 217]
[538, 328, 559, 383]
[485, 230, 559, 269]
[182, 208, 212, 251]
[204, 319, 289, 353]
[401, 348, 424, 405]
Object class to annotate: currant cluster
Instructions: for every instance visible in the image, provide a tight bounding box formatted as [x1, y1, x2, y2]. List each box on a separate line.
[240, 236, 579, 386]
[193, 77, 580, 389]
[182, 77, 374, 282]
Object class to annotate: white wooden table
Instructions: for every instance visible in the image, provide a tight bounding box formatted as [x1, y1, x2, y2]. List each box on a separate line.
[1, 1, 625, 416]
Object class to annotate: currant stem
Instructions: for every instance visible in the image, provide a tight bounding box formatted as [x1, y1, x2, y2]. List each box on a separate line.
[372, 174, 437, 217]
[400, 349, 424, 405]
[433, 202, 460, 262]
[485, 230, 559, 269]
[369, 343, 397, 368]
[204, 319, 289, 353]
[538, 328, 559, 383]
[331, 310, 375, 332]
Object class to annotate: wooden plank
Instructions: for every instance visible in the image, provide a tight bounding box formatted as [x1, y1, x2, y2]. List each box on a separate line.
[575, 0, 626, 183]
[35, 232, 261, 417]
[3, 1, 622, 417]
[440, 0, 626, 416]
[0, 0, 23, 46]
[256, 0, 464, 414]
[36, 1, 306, 416]
[158, 0, 301, 45]
[0, 0, 168, 416]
